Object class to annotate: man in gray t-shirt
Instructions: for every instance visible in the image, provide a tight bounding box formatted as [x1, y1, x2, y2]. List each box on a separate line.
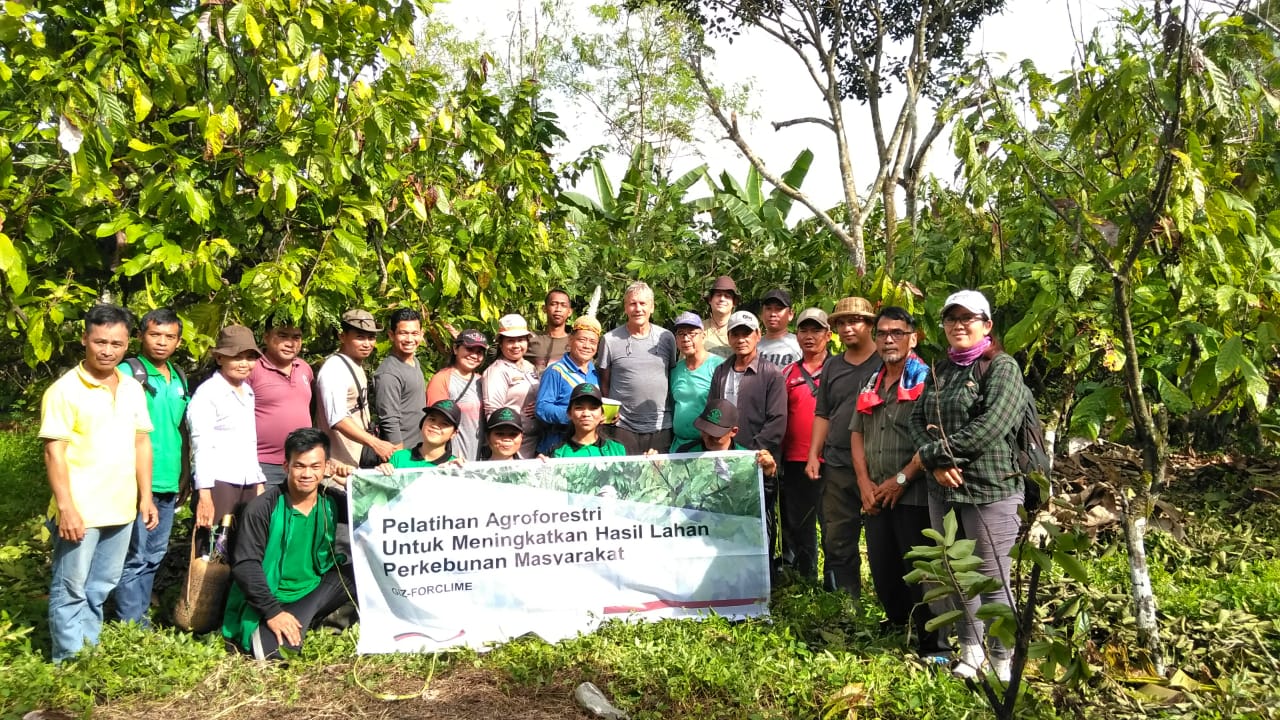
[757, 288, 802, 368]
[598, 281, 678, 454]
[373, 308, 426, 449]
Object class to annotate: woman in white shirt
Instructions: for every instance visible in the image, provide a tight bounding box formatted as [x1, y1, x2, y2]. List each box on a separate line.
[187, 325, 268, 528]
[482, 314, 540, 457]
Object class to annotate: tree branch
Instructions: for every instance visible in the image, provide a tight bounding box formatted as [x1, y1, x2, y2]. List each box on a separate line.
[771, 116, 836, 132]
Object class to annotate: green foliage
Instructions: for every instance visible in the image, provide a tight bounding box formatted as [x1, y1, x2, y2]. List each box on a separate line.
[0, 429, 1279, 717]
[0, 0, 571, 370]
[943, 8, 1280, 451]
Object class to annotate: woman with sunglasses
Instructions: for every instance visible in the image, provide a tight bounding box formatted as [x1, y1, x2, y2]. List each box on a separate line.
[909, 289, 1032, 682]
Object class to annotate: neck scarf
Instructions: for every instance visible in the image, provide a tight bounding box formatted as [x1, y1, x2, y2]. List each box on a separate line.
[947, 336, 992, 367]
[856, 353, 928, 414]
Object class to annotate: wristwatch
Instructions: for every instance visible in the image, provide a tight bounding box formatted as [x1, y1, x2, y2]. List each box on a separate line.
[894, 472, 908, 486]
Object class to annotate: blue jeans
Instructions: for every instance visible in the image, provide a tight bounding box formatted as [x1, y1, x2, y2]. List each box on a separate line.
[113, 493, 178, 626]
[48, 523, 131, 663]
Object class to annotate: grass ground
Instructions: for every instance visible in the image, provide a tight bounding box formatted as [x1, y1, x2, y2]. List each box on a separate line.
[0, 428, 1277, 719]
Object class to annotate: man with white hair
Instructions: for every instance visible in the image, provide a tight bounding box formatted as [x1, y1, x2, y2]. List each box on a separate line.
[598, 281, 678, 454]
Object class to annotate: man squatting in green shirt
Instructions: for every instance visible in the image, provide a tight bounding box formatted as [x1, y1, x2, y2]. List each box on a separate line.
[223, 428, 354, 659]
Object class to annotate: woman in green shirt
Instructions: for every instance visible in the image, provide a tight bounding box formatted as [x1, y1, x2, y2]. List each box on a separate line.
[547, 383, 627, 459]
[380, 400, 462, 470]
[669, 311, 724, 451]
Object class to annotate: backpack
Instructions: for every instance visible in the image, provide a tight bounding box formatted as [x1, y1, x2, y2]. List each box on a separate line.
[972, 355, 1052, 511]
[124, 357, 189, 397]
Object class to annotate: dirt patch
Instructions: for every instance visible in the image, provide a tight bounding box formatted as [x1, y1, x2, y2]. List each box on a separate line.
[92, 667, 589, 720]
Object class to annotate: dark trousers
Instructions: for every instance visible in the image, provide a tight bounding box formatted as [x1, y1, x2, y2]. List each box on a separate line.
[248, 567, 354, 660]
[866, 503, 945, 653]
[820, 463, 863, 595]
[610, 426, 673, 456]
[780, 461, 823, 580]
[259, 462, 287, 487]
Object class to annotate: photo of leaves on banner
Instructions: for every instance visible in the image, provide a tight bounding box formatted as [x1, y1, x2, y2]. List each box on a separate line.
[351, 452, 762, 527]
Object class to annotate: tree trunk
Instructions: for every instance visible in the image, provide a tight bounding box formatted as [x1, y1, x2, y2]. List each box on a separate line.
[881, 180, 897, 271]
[1112, 273, 1167, 675]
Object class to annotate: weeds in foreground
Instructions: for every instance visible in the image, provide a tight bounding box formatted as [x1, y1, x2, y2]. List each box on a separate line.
[1, 430, 1278, 719]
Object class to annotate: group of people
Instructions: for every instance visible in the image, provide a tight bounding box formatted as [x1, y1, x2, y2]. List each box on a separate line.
[40, 279, 1035, 683]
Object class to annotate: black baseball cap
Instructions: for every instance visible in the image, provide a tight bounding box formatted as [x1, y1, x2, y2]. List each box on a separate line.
[486, 407, 523, 433]
[422, 399, 461, 428]
[761, 289, 792, 307]
[694, 398, 739, 438]
[569, 382, 603, 406]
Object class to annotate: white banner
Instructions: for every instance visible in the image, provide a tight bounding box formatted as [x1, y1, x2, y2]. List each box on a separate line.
[347, 451, 769, 654]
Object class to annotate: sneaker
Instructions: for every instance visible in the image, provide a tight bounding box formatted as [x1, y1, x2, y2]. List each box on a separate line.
[992, 657, 1012, 683]
[952, 642, 985, 679]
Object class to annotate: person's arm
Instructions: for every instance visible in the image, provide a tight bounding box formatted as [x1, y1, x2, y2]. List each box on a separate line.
[230, 494, 286, 623]
[425, 368, 450, 405]
[372, 365, 403, 443]
[44, 439, 83, 542]
[481, 364, 508, 416]
[535, 368, 570, 425]
[916, 357, 1025, 470]
[849, 429, 879, 514]
[596, 337, 611, 397]
[805, 369, 832, 478]
[707, 363, 727, 402]
[756, 370, 788, 466]
[333, 417, 396, 461]
[134, 431, 158, 530]
[805, 417, 829, 479]
[185, 389, 220, 527]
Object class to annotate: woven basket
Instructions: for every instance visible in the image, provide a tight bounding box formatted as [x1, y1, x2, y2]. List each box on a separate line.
[172, 529, 232, 634]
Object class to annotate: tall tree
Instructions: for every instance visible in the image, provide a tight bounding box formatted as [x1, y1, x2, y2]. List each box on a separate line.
[950, 2, 1280, 674]
[659, 0, 1005, 273]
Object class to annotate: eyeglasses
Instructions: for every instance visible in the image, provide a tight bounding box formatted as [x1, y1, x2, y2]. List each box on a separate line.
[874, 329, 913, 341]
[674, 328, 702, 338]
[942, 315, 987, 327]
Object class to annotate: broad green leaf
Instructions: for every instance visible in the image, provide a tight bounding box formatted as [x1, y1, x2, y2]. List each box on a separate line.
[1190, 359, 1218, 406]
[1216, 336, 1243, 382]
[942, 510, 958, 546]
[1153, 371, 1192, 415]
[245, 12, 263, 48]
[132, 85, 152, 122]
[925, 609, 965, 633]
[1241, 358, 1269, 411]
[441, 258, 461, 297]
[1053, 551, 1090, 584]
[1067, 264, 1094, 298]
[0, 232, 28, 294]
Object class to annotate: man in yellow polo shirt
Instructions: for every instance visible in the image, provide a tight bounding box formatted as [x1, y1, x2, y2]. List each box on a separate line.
[40, 304, 158, 663]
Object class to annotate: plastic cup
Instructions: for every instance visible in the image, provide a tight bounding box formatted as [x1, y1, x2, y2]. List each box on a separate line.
[601, 398, 621, 424]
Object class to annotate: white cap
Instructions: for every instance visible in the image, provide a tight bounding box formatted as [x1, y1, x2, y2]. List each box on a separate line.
[727, 310, 760, 332]
[941, 290, 991, 319]
[497, 313, 532, 337]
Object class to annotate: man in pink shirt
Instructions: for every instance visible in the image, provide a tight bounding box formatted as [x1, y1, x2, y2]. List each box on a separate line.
[246, 316, 315, 486]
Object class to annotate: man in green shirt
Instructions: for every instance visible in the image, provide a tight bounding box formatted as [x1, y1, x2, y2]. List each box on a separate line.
[114, 308, 189, 626]
[548, 383, 627, 458]
[223, 428, 353, 659]
[382, 400, 461, 470]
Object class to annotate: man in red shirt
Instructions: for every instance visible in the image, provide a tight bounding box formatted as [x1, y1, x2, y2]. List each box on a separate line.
[780, 308, 830, 582]
[246, 316, 315, 486]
